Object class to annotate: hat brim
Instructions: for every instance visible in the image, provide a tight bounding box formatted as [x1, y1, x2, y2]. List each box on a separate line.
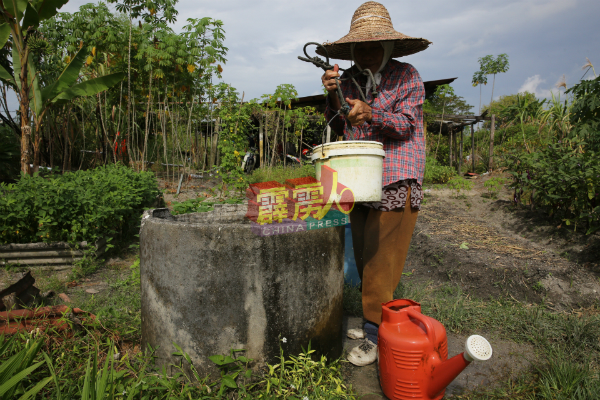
[316, 37, 431, 61]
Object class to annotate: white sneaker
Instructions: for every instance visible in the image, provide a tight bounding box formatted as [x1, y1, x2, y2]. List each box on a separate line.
[347, 328, 365, 339]
[347, 339, 377, 366]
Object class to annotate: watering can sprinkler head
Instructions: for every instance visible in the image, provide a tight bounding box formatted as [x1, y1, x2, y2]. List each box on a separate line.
[427, 335, 493, 399]
[463, 335, 493, 362]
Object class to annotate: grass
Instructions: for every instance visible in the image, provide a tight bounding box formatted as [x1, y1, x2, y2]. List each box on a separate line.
[6, 236, 599, 398]
[0, 254, 357, 399]
[248, 163, 315, 185]
[343, 280, 600, 399]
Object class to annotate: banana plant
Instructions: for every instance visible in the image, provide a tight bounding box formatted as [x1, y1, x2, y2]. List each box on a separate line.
[0, 0, 124, 174]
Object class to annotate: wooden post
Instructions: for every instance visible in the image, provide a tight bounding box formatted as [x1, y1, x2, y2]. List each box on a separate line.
[449, 128, 453, 168]
[326, 126, 331, 143]
[210, 117, 220, 167]
[259, 115, 264, 168]
[459, 127, 463, 175]
[489, 114, 495, 171]
[471, 123, 475, 173]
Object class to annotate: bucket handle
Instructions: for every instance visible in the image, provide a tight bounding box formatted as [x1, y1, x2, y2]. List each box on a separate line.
[407, 310, 437, 345]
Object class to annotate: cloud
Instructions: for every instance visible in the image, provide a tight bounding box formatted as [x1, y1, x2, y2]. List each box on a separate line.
[517, 75, 569, 99]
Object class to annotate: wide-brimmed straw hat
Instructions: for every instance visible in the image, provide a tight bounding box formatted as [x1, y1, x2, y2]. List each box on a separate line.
[316, 1, 431, 61]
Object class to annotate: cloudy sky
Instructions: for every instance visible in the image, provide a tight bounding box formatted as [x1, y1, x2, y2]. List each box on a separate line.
[6, 0, 600, 114]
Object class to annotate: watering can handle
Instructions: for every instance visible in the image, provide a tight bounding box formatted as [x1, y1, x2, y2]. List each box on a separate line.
[407, 310, 437, 346]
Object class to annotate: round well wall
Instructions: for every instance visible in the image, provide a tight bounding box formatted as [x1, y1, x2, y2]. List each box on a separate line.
[140, 204, 345, 375]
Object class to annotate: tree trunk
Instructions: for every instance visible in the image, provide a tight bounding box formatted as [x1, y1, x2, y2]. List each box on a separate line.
[19, 57, 31, 175]
[259, 115, 264, 168]
[448, 129, 452, 168]
[210, 118, 220, 167]
[471, 123, 475, 173]
[489, 114, 495, 171]
[459, 127, 463, 175]
[141, 70, 153, 171]
[20, 125, 31, 175]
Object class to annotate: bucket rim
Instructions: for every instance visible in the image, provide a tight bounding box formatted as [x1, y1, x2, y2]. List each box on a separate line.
[312, 140, 384, 150]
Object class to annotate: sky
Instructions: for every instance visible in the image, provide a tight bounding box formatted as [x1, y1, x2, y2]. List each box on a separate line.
[5, 0, 600, 115]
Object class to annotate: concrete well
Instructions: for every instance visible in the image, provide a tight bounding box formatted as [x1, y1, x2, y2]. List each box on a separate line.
[139, 204, 345, 376]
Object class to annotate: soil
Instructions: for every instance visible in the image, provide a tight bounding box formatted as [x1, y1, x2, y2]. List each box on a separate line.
[343, 171, 600, 398]
[404, 173, 600, 311]
[342, 316, 536, 399]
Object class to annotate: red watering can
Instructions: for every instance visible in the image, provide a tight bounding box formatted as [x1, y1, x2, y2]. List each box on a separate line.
[378, 299, 492, 400]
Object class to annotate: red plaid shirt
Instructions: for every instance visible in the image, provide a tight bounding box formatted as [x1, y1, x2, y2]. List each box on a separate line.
[325, 60, 426, 186]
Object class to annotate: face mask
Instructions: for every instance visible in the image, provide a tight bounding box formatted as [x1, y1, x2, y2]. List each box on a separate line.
[351, 41, 395, 88]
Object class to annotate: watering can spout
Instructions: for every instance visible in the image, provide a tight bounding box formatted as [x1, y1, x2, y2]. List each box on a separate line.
[428, 335, 493, 399]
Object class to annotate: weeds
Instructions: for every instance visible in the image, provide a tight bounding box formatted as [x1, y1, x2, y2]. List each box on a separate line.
[248, 164, 315, 185]
[446, 176, 474, 198]
[483, 176, 507, 199]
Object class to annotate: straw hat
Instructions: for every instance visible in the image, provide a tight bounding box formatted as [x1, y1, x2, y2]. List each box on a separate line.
[316, 1, 431, 61]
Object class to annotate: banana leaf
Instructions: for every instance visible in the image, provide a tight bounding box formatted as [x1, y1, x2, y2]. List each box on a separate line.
[2, 0, 27, 21]
[53, 72, 124, 104]
[35, 0, 69, 21]
[27, 57, 42, 117]
[21, 3, 39, 31]
[0, 24, 10, 48]
[41, 47, 86, 103]
[10, 46, 22, 92]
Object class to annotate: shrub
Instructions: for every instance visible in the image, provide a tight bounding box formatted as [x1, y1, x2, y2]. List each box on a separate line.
[506, 141, 600, 234]
[424, 156, 456, 184]
[446, 176, 474, 198]
[483, 177, 508, 198]
[0, 164, 162, 245]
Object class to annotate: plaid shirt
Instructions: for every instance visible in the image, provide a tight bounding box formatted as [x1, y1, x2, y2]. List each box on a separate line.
[325, 60, 426, 186]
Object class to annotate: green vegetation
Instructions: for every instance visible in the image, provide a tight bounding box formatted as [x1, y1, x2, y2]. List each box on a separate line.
[0, 256, 356, 399]
[483, 176, 507, 199]
[423, 156, 456, 184]
[171, 197, 244, 215]
[0, 164, 161, 245]
[446, 176, 474, 198]
[248, 163, 316, 185]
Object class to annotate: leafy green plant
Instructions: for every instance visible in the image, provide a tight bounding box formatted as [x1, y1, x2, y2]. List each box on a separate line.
[0, 164, 161, 245]
[483, 177, 507, 199]
[446, 176, 474, 198]
[505, 140, 600, 234]
[423, 156, 456, 184]
[567, 75, 600, 151]
[207, 348, 253, 397]
[170, 198, 243, 215]
[0, 336, 52, 399]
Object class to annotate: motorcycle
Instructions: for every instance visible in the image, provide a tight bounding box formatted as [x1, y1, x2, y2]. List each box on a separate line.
[241, 147, 258, 174]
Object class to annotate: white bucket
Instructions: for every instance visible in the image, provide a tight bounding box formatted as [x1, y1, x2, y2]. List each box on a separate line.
[311, 141, 385, 202]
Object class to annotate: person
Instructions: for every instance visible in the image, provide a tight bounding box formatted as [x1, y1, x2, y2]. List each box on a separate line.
[319, 1, 431, 366]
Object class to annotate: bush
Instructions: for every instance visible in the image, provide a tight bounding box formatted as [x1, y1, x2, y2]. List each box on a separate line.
[506, 141, 600, 234]
[0, 164, 162, 245]
[424, 156, 456, 184]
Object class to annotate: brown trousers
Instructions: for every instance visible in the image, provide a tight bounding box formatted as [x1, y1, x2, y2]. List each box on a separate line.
[350, 188, 419, 325]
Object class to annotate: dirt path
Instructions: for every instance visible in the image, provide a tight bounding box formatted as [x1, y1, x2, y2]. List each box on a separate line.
[405, 174, 600, 310]
[343, 173, 600, 398]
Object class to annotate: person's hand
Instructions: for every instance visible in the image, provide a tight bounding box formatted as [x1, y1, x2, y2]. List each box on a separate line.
[321, 64, 340, 93]
[346, 98, 372, 126]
